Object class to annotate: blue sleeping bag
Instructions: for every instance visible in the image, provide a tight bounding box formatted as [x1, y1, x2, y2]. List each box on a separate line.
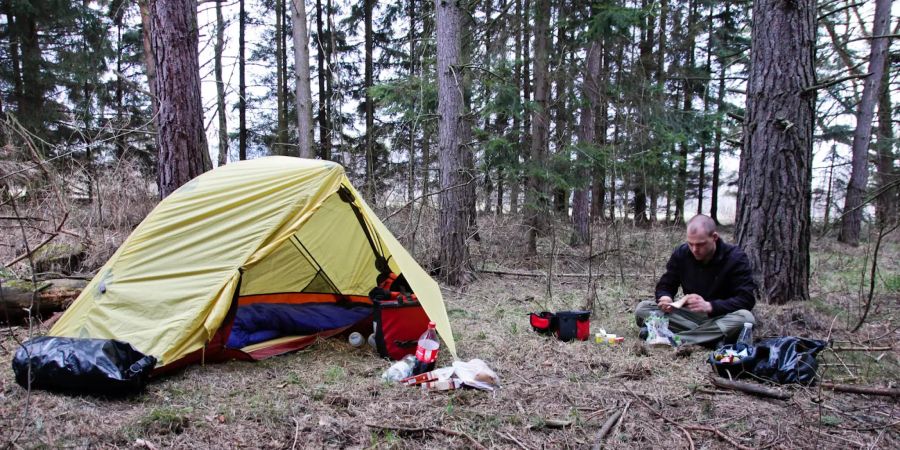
[227, 302, 373, 349]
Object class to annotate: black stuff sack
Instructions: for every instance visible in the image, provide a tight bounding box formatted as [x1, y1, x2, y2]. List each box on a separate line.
[12, 336, 157, 395]
[749, 337, 827, 385]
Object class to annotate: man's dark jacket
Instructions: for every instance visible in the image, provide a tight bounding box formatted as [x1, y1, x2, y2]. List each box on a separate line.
[655, 240, 757, 317]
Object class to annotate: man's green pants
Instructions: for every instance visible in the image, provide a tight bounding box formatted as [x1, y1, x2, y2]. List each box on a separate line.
[634, 300, 755, 347]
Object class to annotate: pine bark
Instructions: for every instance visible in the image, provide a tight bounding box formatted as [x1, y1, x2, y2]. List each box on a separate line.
[239, 0, 247, 160]
[292, 0, 314, 158]
[275, 0, 286, 154]
[407, 0, 417, 202]
[139, 0, 158, 120]
[572, 40, 602, 246]
[315, 0, 330, 160]
[874, 41, 897, 225]
[838, 0, 892, 246]
[148, 0, 210, 198]
[435, 0, 471, 285]
[215, 0, 229, 166]
[524, 0, 550, 255]
[735, 0, 816, 304]
[364, 0, 375, 199]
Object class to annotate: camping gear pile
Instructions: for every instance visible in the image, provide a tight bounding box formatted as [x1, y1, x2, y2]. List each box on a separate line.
[11, 157, 457, 394]
[528, 310, 591, 341]
[708, 337, 828, 385]
[400, 359, 500, 392]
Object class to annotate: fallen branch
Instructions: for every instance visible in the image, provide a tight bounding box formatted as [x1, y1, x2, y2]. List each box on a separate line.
[820, 382, 900, 397]
[829, 346, 892, 352]
[365, 423, 487, 450]
[684, 425, 754, 450]
[709, 376, 792, 400]
[477, 269, 653, 279]
[622, 383, 694, 450]
[499, 431, 531, 450]
[591, 402, 630, 450]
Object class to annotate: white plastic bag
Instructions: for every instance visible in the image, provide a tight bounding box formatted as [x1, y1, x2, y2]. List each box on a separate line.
[452, 359, 500, 391]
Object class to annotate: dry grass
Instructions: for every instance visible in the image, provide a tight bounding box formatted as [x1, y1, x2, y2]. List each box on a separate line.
[2, 205, 899, 448]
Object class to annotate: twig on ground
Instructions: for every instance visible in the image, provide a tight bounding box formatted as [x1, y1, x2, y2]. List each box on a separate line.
[499, 431, 531, 450]
[610, 401, 631, 438]
[591, 401, 631, 450]
[365, 423, 487, 450]
[709, 376, 792, 400]
[684, 425, 754, 450]
[290, 417, 300, 450]
[819, 382, 900, 397]
[621, 383, 695, 450]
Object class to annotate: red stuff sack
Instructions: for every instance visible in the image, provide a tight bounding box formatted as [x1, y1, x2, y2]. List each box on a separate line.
[369, 274, 430, 360]
[529, 311, 556, 335]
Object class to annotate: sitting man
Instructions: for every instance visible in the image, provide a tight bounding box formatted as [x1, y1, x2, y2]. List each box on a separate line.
[635, 214, 757, 347]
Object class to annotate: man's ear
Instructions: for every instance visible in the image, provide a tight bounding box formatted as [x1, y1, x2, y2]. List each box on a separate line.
[712, 231, 719, 242]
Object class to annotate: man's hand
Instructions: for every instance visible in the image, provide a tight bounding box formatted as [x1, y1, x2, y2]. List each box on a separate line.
[683, 294, 712, 314]
[657, 296, 674, 313]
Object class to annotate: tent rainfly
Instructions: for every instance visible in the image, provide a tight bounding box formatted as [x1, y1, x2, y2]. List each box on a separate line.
[49, 157, 456, 371]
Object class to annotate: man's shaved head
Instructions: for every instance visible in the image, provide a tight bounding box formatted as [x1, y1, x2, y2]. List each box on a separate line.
[687, 214, 716, 237]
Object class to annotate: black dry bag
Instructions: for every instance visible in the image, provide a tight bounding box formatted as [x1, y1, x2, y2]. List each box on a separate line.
[12, 336, 157, 395]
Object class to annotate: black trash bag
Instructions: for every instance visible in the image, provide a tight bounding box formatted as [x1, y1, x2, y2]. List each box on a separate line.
[12, 336, 157, 395]
[750, 337, 828, 385]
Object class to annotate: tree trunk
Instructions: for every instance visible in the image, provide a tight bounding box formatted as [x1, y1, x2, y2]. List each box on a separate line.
[710, 2, 728, 225]
[275, 0, 286, 155]
[525, 0, 550, 255]
[735, 0, 815, 304]
[552, 5, 569, 216]
[215, 0, 229, 166]
[407, 0, 417, 202]
[149, 0, 210, 198]
[3, 1, 23, 109]
[15, 8, 44, 135]
[239, 0, 247, 160]
[572, 40, 601, 246]
[326, 0, 335, 160]
[316, 0, 329, 159]
[874, 35, 897, 225]
[435, 0, 471, 285]
[139, 1, 159, 121]
[591, 41, 609, 221]
[292, 0, 314, 158]
[674, 0, 697, 224]
[838, 0, 892, 246]
[364, 0, 375, 200]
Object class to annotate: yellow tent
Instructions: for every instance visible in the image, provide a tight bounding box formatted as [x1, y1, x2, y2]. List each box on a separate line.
[50, 157, 456, 370]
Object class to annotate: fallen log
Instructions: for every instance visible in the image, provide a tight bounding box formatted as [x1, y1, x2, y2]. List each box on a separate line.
[477, 269, 654, 278]
[820, 382, 900, 397]
[0, 278, 87, 324]
[829, 346, 893, 352]
[708, 376, 792, 400]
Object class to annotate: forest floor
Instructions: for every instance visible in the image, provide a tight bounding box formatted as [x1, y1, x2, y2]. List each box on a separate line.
[1, 213, 899, 449]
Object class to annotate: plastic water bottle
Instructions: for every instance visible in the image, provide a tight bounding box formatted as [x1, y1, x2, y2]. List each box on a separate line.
[736, 322, 753, 349]
[412, 321, 440, 375]
[348, 332, 364, 347]
[382, 355, 416, 382]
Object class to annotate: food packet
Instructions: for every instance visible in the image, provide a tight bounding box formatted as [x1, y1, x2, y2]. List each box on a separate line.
[645, 311, 676, 346]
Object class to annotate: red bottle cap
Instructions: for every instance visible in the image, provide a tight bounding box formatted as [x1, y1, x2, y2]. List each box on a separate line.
[428, 321, 436, 328]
